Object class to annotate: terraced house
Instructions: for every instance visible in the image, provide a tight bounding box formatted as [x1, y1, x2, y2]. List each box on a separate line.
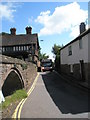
[60, 23, 90, 83]
[0, 26, 39, 64]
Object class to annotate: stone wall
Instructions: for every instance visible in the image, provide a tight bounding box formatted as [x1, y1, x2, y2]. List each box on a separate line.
[21, 62, 37, 90]
[0, 55, 37, 91]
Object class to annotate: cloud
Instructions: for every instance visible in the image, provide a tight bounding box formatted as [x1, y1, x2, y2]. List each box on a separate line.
[35, 2, 88, 38]
[28, 16, 34, 24]
[0, 3, 16, 22]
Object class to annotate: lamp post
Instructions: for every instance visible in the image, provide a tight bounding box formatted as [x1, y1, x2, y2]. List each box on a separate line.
[40, 40, 44, 42]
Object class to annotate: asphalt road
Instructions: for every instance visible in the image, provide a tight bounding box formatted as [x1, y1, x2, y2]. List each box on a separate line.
[20, 71, 89, 118]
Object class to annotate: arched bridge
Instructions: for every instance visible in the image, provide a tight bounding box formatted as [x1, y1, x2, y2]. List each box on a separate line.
[0, 55, 37, 97]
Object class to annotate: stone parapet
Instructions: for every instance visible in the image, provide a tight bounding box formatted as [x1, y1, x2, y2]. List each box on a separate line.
[0, 55, 37, 93]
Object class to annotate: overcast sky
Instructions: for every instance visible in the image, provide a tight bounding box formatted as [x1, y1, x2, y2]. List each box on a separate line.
[0, 2, 88, 61]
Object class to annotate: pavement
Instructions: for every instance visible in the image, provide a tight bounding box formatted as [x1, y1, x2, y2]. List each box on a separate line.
[54, 71, 90, 92]
[20, 71, 89, 119]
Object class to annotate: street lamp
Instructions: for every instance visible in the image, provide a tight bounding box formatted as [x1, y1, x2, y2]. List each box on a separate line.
[40, 40, 44, 42]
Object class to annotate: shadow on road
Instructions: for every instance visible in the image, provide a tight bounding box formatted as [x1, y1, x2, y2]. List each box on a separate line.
[41, 71, 89, 114]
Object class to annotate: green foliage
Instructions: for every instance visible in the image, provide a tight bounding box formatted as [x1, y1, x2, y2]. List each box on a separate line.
[52, 44, 61, 71]
[52, 44, 61, 56]
[38, 47, 49, 61]
[2, 89, 27, 109]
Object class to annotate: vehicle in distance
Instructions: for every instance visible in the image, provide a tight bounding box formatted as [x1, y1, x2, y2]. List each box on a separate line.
[41, 59, 53, 72]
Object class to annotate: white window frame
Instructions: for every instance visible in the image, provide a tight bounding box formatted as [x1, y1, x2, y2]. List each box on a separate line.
[27, 46, 29, 51]
[13, 46, 15, 51]
[16, 46, 18, 51]
[24, 46, 26, 51]
[21, 46, 23, 51]
[18, 46, 21, 51]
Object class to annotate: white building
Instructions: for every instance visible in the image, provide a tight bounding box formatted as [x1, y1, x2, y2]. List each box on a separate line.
[60, 23, 90, 82]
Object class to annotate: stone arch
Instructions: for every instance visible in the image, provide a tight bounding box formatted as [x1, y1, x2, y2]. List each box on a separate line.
[2, 67, 24, 97]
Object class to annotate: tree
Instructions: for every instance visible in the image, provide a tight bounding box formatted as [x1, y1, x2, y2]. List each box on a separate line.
[52, 44, 61, 56]
[38, 47, 49, 61]
[52, 44, 61, 72]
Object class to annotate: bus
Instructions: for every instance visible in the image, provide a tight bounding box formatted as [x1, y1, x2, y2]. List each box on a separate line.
[41, 59, 53, 72]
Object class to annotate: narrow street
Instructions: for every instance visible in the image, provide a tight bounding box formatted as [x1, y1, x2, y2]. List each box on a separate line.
[20, 71, 88, 118]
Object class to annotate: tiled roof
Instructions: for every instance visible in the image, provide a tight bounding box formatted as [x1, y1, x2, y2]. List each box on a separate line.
[0, 33, 39, 46]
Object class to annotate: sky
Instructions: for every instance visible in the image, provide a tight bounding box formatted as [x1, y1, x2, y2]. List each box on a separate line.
[0, 2, 89, 61]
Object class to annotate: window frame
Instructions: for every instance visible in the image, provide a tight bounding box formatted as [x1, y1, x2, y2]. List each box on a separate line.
[68, 46, 72, 56]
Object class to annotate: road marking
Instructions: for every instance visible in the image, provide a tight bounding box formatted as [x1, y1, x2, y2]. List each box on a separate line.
[12, 73, 39, 119]
[18, 98, 27, 120]
[12, 99, 24, 118]
[27, 73, 39, 96]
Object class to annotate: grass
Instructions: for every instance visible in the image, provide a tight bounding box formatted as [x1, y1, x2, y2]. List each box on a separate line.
[2, 89, 27, 109]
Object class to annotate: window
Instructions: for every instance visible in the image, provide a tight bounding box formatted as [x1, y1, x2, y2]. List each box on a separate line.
[0, 47, 2, 53]
[24, 46, 26, 51]
[19, 46, 21, 51]
[6, 47, 13, 51]
[2, 47, 5, 52]
[79, 38, 82, 49]
[68, 46, 72, 56]
[6, 47, 7, 51]
[27, 46, 29, 51]
[29, 44, 32, 51]
[21, 46, 23, 51]
[13, 46, 15, 51]
[16, 46, 18, 51]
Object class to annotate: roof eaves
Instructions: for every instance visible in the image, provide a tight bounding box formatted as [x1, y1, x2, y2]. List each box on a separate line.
[60, 28, 90, 50]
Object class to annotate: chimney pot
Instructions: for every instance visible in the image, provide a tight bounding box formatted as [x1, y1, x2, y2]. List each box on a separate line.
[25, 26, 32, 34]
[80, 22, 86, 34]
[10, 28, 16, 35]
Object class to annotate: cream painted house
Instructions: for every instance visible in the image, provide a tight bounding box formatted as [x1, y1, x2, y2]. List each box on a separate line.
[60, 23, 90, 82]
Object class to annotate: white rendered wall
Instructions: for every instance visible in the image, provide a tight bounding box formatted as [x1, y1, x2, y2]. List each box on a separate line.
[61, 34, 88, 65]
[88, 33, 90, 62]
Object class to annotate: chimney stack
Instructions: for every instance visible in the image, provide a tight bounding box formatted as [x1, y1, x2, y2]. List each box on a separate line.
[25, 26, 32, 34]
[10, 28, 16, 35]
[80, 22, 86, 34]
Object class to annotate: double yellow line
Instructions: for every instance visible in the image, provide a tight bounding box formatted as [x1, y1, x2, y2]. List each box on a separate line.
[12, 73, 39, 119]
